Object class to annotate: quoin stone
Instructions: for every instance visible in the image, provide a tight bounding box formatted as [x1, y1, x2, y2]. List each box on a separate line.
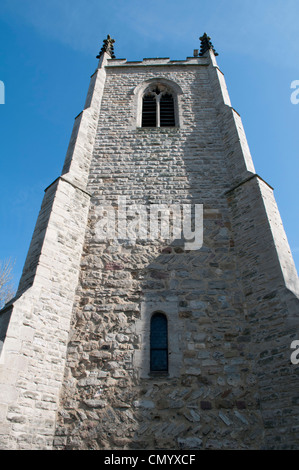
[0, 33, 299, 450]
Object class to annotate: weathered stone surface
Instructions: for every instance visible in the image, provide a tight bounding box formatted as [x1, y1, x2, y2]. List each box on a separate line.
[178, 437, 203, 449]
[83, 399, 107, 409]
[0, 45, 298, 451]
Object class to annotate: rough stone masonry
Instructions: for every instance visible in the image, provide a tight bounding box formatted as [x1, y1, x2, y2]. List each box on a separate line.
[0, 35, 299, 450]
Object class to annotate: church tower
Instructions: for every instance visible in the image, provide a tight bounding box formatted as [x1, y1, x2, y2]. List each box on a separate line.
[0, 34, 299, 450]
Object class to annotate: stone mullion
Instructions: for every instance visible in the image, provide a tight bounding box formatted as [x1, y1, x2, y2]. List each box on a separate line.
[156, 94, 161, 128]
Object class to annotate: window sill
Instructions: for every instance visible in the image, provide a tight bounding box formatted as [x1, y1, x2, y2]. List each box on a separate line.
[136, 127, 179, 132]
[149, 371, 169, 378]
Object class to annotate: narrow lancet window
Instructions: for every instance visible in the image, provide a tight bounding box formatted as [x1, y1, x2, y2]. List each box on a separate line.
[150, 312, 168, 372]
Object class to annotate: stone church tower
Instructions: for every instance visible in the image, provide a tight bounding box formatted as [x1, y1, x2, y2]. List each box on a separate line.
[0, 34, 299, 450]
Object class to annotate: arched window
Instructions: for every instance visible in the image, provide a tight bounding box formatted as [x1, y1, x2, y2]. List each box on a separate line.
[150, 312, 168, 372]
[142, 85, 175, 128]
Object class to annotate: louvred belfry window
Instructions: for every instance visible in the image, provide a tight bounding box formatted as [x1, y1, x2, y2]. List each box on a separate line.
[150, 312, 168, 372]
[160, 93, 175, 127]
[141, 85, 175, 128]
[141, 94, 157, 127]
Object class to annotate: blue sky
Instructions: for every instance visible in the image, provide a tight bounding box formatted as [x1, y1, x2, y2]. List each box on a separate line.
[0, 0, 298, 290]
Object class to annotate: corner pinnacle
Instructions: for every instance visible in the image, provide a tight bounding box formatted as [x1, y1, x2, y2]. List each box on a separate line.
[199, 33, 218, 57]
[97, 35, 116, 59]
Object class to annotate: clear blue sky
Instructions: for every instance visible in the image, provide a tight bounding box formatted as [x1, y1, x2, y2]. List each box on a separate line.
[0, 0, 298, 290]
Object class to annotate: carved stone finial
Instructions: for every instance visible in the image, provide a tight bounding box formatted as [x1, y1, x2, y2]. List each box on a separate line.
[97, 35, 116, 59]
[199, 33, 218, 57]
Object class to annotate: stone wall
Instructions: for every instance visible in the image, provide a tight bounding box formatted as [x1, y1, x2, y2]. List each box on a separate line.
[0, 53, 110, 450]
[0, 179, 90, 449]
[53, 53, 299, 450]
[226, 176, 299, 448]
[0, 48, 298, 450]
